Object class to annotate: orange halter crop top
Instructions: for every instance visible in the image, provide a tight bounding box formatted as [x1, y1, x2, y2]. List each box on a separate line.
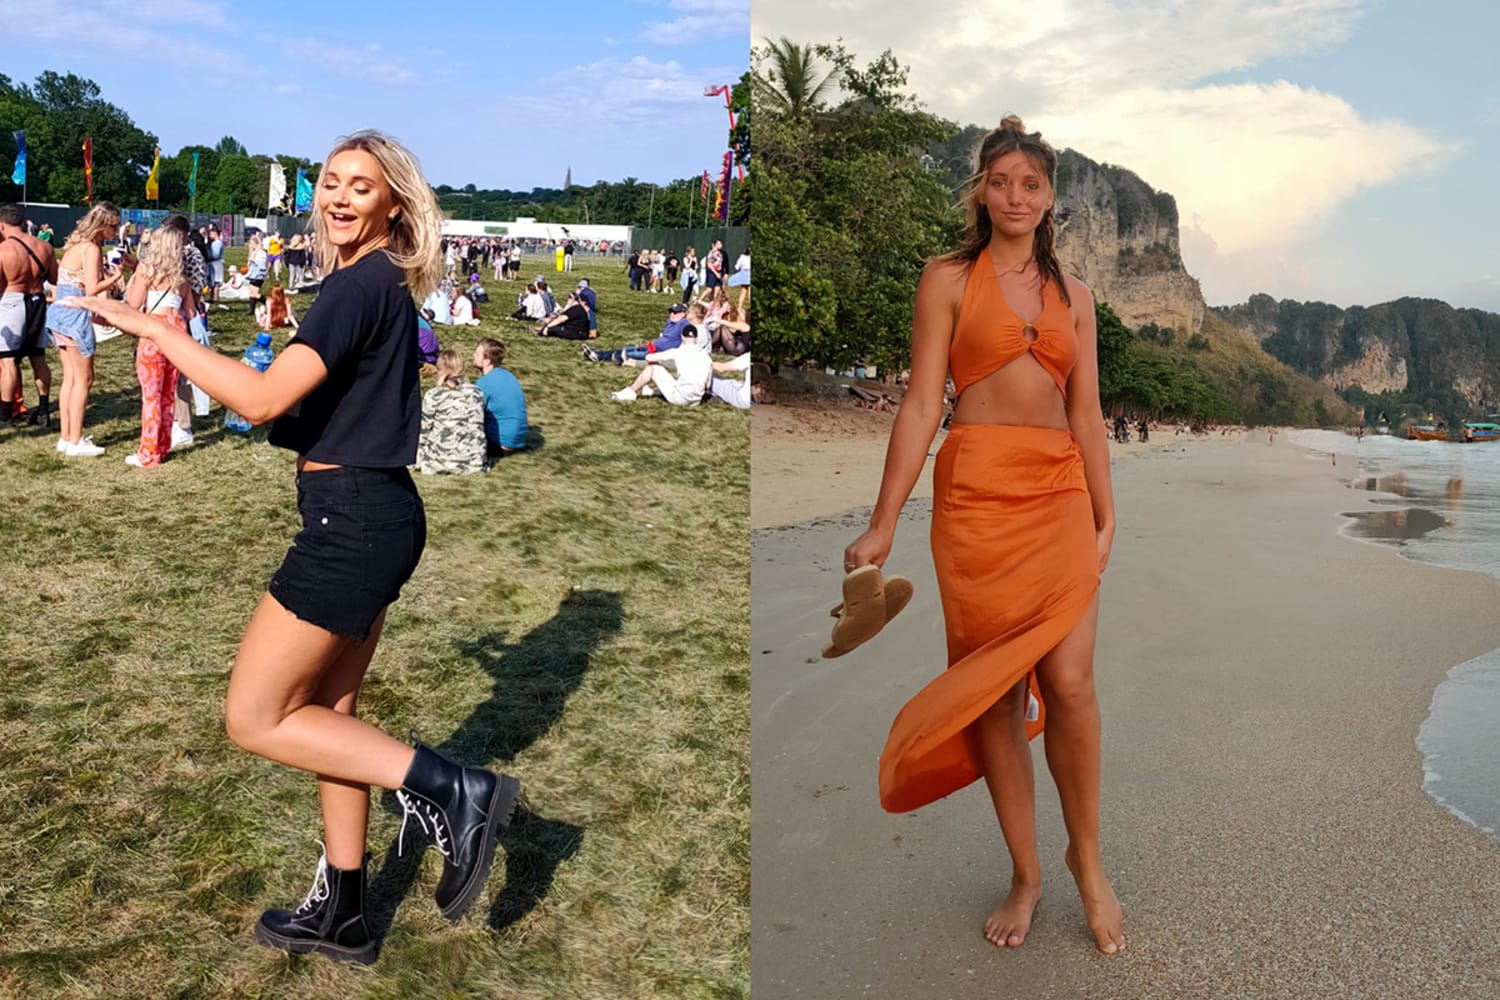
[949, 247, 1078, 399]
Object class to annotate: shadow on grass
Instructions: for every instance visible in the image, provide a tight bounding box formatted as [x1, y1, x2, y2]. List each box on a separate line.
[366, 588, 622, 940]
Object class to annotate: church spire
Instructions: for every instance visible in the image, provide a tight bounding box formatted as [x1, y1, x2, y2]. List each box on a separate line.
[564, 164, 572, 190]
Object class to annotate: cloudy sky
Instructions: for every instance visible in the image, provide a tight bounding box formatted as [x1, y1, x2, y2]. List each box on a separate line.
[3, 0, 747, 191]
[753, 0, 1500, 311]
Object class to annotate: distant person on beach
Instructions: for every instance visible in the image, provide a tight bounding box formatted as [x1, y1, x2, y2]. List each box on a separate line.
[842, 115, 1124, 955]
[65, 131, 522, 965]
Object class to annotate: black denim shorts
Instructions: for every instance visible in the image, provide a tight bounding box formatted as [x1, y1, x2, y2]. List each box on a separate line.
[268, 466, 427, 639]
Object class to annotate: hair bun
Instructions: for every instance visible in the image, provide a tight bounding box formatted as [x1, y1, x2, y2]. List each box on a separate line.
[999, 114, 1026, 133]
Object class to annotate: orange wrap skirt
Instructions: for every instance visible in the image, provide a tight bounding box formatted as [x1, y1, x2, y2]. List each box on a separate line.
[878, 424, 1099, 813]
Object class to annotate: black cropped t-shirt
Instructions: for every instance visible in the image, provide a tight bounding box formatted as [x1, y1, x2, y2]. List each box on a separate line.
[269, 249, 420, 466]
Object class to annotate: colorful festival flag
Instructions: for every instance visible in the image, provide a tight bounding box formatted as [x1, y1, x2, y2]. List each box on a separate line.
[701, 170, 710, 200]
[268, 162, 287, 211]
[714, 151, 732, 221]
[82, 138, 93, 202]
[294, 168, 313, 213]
[188, 152, 199, 197]
[145, 146, 160, 201]
[11, 131, 25, 187]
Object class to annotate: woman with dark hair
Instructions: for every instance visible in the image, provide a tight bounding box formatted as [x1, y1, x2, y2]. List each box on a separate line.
[842, 115, 1123, 955]
[64, 130, 523, 965]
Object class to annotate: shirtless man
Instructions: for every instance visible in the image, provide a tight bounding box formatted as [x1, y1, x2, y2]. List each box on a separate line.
[0, 204, 57, 429]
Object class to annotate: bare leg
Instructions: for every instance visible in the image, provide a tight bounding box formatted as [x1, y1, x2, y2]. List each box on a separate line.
[1034, 596, 1125, 955]
[971, 679, 1043, 947]
[55, 347, 74, 441]
[223, 594, 416, 797]
[30, 354, 51, 402]
[626, 368, 654, 393]
[309, 610, 388, 870]
[57, 345, 91, 443]
[0, 358, 18, 414]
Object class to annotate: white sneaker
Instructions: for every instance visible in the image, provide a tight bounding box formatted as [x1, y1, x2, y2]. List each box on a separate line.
[55, 437, 69, 453]
[611, 388, 637, 402]
[639, 384, 657, 398]
[66, 437, 104, 457]
[124, 453, 144, 467]
[171, 426, 195, 449]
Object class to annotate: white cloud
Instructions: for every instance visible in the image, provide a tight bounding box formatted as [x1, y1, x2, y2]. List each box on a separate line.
[281, 37, 419, 86]
[645, 0, 749, 44]
[751, 0, 1455, 300]
[504, 55, 735, 124]
[0, 0, 231, 61]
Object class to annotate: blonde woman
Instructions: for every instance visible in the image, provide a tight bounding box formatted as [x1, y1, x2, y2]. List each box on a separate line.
[46, 202, 126, 456]
[415, 349, 487, 475]
[122, 224, 192, 468]
[65, 131, 523, 964]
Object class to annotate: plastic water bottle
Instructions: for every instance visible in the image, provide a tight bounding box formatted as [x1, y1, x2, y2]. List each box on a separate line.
[224, 332, 275, 431]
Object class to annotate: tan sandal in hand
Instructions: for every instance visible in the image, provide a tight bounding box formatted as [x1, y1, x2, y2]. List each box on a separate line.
[822, 564, 915, 658]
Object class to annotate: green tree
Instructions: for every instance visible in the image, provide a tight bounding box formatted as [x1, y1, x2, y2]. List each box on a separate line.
[758, 38, 837, 120]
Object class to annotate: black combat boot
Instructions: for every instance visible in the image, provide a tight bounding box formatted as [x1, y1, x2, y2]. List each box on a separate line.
[395, 742, 523, 921]
[253, 849, 377, 965]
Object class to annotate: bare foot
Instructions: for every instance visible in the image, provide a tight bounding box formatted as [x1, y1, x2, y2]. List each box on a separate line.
[1065, 845, 1125, 955]
[982, 881, 1041, 948]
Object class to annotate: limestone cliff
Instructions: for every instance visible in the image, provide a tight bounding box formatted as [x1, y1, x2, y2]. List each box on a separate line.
[1213, 296, 1500, 409]
[1053, 150, 1206, 337]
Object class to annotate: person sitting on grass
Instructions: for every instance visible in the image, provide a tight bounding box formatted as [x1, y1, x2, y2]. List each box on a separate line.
[472, 337, 528, 457]
[466, 273, 488, 304]
[708, 303, 750, 356]
[583, 301, 703, 365]
[415, 349, 488, 475]
[710, 352, 752, 410]
[510, 283, 546, 321]
[218, 265, 252, 300]
[534, 291, 593, 340]
[256, 285, 299, 334]
[449, 286, 480, 326]
[536, 279, 557, 316]
[610, 323, 712, 406]
[417, 308, 440, 374]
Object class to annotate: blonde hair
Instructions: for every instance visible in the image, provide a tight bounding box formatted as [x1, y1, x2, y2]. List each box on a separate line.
[137, 224, 184, 288]
[311, 130, 443, 301]
[435, 349, 465, 388]
[63, 202, 121, 252]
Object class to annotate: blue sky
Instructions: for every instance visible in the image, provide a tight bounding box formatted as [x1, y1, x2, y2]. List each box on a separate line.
[3, 0, 748, 191]
[753, 0, 1500, 312]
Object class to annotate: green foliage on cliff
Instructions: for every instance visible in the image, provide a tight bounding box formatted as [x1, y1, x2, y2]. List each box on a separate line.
[1096, 303, 1238, 421]
[1219, 295, 1500, 428]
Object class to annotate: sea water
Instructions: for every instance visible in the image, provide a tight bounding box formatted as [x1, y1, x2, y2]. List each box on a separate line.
[1294, 429, 1500, 842]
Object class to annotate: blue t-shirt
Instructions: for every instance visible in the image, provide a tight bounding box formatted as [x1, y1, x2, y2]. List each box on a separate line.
[475, 367, 529, 450]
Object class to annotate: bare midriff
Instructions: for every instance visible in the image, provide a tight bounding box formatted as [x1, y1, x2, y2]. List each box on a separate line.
[952, 357, 1070, 428]
[297, 457, 341, 472]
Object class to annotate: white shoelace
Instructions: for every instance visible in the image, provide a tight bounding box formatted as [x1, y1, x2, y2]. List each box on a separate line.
[296, 846, 331, 915]
[395, 791, 453, 861]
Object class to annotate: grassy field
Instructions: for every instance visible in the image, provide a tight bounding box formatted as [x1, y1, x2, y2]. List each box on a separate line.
[0, 255, 749, 999]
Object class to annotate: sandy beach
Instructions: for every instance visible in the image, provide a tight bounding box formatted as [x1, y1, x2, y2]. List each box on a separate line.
[751, 402, 1500, 999]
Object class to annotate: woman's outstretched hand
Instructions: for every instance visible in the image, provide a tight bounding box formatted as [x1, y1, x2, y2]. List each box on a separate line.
[58, 296, 150, 339]
[843, 526, 894, 572]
